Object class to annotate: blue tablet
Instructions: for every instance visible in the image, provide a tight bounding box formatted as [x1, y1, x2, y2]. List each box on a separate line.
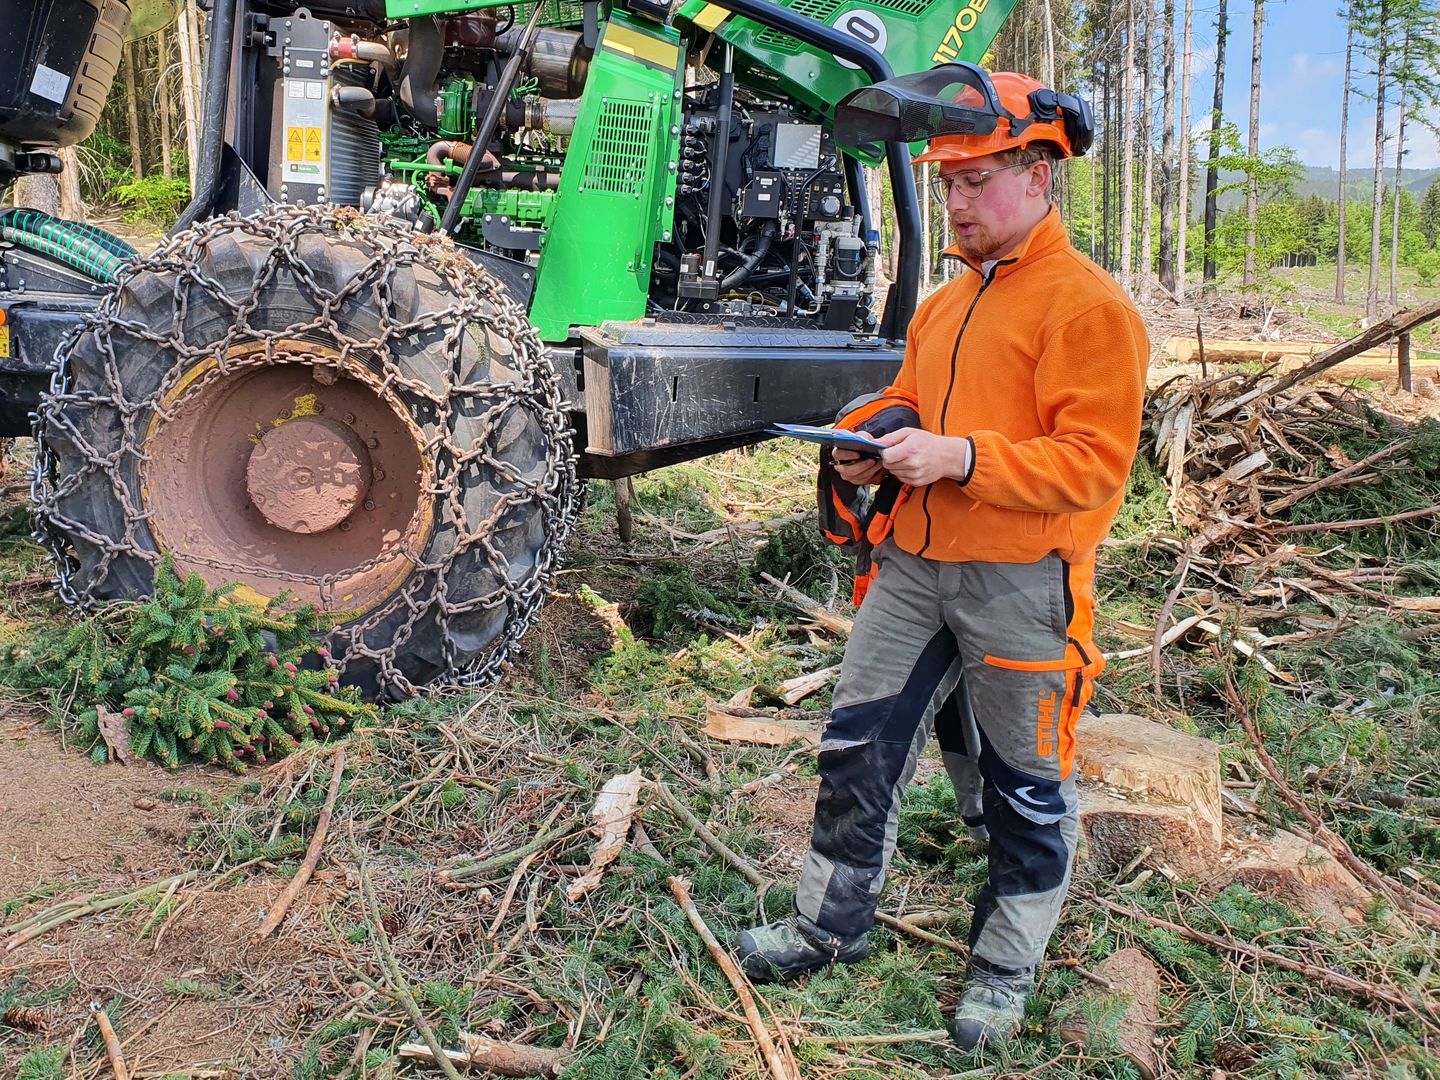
[766, 423, 885, 458]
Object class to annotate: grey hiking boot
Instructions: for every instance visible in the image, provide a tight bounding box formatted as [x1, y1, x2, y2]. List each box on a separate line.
[949, 955, 1034, 1051]
[734, 914, 869, 984]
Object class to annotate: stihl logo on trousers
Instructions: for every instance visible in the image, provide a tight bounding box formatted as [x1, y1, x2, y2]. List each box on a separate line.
[1036, 690, 1058, 757]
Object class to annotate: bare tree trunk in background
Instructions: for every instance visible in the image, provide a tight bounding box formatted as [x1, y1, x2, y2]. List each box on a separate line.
[1242, 0, 1263, 291]
[1336, 8, 1353, 302]
[1177, 0, 1194, 300]
[1041, 0, 1056, 86]
[1120, 0, 1136, 292]
[1158, 0, 1176, 295]
[1390, 29, 1408, 307]
[57, 148, 84, 219]
[1140, 0, 1155, 300]
[179, 0, 202, 189]
[1202, 0, 1228, 289]
[13, 176, 60, 215]
[1368, 0, 1389, 319]
[1101, 61, 1112, 268]
[123, 43, 144, 178]
[158, 27, 175, 180]
[919, 164, 931, 293]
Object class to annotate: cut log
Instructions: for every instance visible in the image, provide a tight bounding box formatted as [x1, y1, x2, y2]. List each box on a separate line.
[1057, 947, 1163, 1080]
[1077, 789, 1216, 879]
[1076, 714, 1222, 847]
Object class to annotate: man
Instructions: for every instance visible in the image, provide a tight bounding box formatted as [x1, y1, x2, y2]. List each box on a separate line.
[736, 69, 1149, 1051]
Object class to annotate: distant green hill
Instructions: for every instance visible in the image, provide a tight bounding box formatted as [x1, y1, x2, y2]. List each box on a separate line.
[1186, 165, 1440, 210]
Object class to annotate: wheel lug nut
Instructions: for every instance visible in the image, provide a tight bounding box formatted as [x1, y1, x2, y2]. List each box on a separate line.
[339, 520, 352, 531]
[363, 499, 375, 511]
[373, 468, 385, 481]
[343, 412, 356, 424]
[280, 409, 292, 419]
[367, 437, 379, 449]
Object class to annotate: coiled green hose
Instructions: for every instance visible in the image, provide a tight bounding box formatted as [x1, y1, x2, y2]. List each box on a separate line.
[0, 209, 137, 283]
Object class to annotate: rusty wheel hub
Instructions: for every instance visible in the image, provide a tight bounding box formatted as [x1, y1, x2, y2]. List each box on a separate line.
[246, 415, 372, 535]
[139, 346, 431, 615]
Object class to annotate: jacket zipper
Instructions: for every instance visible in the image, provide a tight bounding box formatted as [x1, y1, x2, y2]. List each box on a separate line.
[918, 261, 1009, 556]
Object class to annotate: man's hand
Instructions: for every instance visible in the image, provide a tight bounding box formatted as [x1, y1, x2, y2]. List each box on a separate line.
[832, 447, 884, 486]
[877, 428, 971, 487]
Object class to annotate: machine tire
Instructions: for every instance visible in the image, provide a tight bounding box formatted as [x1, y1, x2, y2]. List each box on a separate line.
[34, 206, 579, 698]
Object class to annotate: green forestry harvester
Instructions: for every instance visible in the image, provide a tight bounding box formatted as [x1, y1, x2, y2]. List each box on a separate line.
[0, 0, 1016, 695]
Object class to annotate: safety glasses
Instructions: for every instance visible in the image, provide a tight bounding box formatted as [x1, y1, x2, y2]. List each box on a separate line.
[928, 159, 1035, 203]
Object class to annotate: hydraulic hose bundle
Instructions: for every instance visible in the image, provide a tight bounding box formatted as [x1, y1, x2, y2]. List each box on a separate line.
[0, 208, 137, 282]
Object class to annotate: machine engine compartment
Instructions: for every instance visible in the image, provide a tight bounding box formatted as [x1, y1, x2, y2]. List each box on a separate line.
[249, 1, 877, 333]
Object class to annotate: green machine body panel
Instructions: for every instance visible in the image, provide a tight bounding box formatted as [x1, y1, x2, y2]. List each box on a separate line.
[675, 0, 1019, 120]
[527, 12, 682, 342]
[386, 0, 587, 19]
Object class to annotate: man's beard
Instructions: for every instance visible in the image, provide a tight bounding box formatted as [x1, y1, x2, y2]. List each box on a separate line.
[951, 217, 1003, 262]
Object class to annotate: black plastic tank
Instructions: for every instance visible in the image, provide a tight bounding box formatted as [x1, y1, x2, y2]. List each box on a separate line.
[0, 0, 131, 151]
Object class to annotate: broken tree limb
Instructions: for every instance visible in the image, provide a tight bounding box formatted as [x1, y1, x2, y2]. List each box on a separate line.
[649, 781, 764, 889]
[566, 769, 645, 902]
[254, 746, 346, 942]
[1273, 501, 1440, 535]
[759, 572, 853, 635]
[1082, 891, 1439, 1028]
[90, 1003, 129, 1080]
[667, 876, 797, 1080]
[398, 1034, 568, 1077]
[1266, 298, 1440, 396]
[4, 871, 201, 952]
[1263, 438, 1408, 514]
[1224, 676, 1440, 930]
[355, 848, 467, 1080]
[1151, 546, 1194, 699]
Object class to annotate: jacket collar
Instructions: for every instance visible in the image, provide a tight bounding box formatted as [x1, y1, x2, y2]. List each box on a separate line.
[943, 206, 1071, 280]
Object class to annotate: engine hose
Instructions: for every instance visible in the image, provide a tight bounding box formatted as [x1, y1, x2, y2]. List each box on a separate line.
[0, 209, 135, 282]
[720, 225, 775, 290]
[399, 16, 443, 127]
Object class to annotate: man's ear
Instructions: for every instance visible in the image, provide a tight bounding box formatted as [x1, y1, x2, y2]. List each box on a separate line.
[1026, 159, 1052, 199]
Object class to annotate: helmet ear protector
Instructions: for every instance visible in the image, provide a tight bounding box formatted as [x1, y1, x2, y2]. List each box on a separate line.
[834, 63, 1094, 158]
[1023, 86, 1095, 157]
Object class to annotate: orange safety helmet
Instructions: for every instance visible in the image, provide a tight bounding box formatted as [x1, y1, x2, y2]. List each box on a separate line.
[914, 70, 1089, 163]
[834, 63, 1093, 162]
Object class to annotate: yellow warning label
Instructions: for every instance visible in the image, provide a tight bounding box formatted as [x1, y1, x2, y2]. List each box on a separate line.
[0, 325, 8, 359]
[286, 126, 304, 162]
[305, 127, 323, 162]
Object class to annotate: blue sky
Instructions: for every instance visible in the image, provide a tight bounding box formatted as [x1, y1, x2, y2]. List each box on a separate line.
[1158, 2, 1432, 169]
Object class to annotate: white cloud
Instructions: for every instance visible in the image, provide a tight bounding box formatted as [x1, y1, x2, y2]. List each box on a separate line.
[1290, 127, 1340, 166]
[1289, 52, 1343, 80]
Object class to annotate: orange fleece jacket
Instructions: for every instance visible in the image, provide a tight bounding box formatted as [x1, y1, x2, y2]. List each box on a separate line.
[886, 207, 1148, 565]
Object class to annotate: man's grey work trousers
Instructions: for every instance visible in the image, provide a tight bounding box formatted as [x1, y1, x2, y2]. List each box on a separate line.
[794, 542, 1099, 971]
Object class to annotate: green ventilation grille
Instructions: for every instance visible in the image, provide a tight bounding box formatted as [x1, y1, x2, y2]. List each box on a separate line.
[754, 0, 936, 53]
[581, 99, 655, 195]
[512, 0, 587, 26]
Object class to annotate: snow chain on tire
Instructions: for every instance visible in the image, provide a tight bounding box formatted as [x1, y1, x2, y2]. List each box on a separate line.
[33, 205, 580, 698]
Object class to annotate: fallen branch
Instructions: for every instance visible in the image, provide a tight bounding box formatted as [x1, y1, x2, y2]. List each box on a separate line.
[398, 1034, 567, 1077]
[91, 1003, 129, 1080]
[442, 818, 579, 885]
[1082, 891, 1439, 1028]
[650, 781, 765, 889]
[4, 871, 200, 952]
[1151, 546, 1194, 699]
[1224, 676, 1440, 930]
[667, 876, 797, 1080]
[759, 572, 853, 635]
[873, 911, 966, 957]
[1273, 501, 1440, 535]
[1263, 438, 1407, 514]
[254, 746, 346, 942]
[1258, 297, 1440, 402]
[355, 848, 467, 1080]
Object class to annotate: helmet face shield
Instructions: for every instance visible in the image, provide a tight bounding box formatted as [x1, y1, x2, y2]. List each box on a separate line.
[834, 64, 1093, 161]
[834, 64, 1005, 148]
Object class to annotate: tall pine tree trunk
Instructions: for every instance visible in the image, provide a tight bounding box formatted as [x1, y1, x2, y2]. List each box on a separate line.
[158, 28, 175, 180]
[1159, 0, 1177, 294]
[1368, 0, 1389, 319]
[1336, 8, 1353, 302]
[1202, 0, 1228, 289]
[1120, 0, 1137, 292]
[1140, 0, 1155, 300]
[123, 43, 144, 178]
[1242, 0, 1263, 291]
[1177, 0, 1195, 300]
[919, 163, 931, 293]
[179, 0, 202, 188]
[1391, 30, 1408, 308]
